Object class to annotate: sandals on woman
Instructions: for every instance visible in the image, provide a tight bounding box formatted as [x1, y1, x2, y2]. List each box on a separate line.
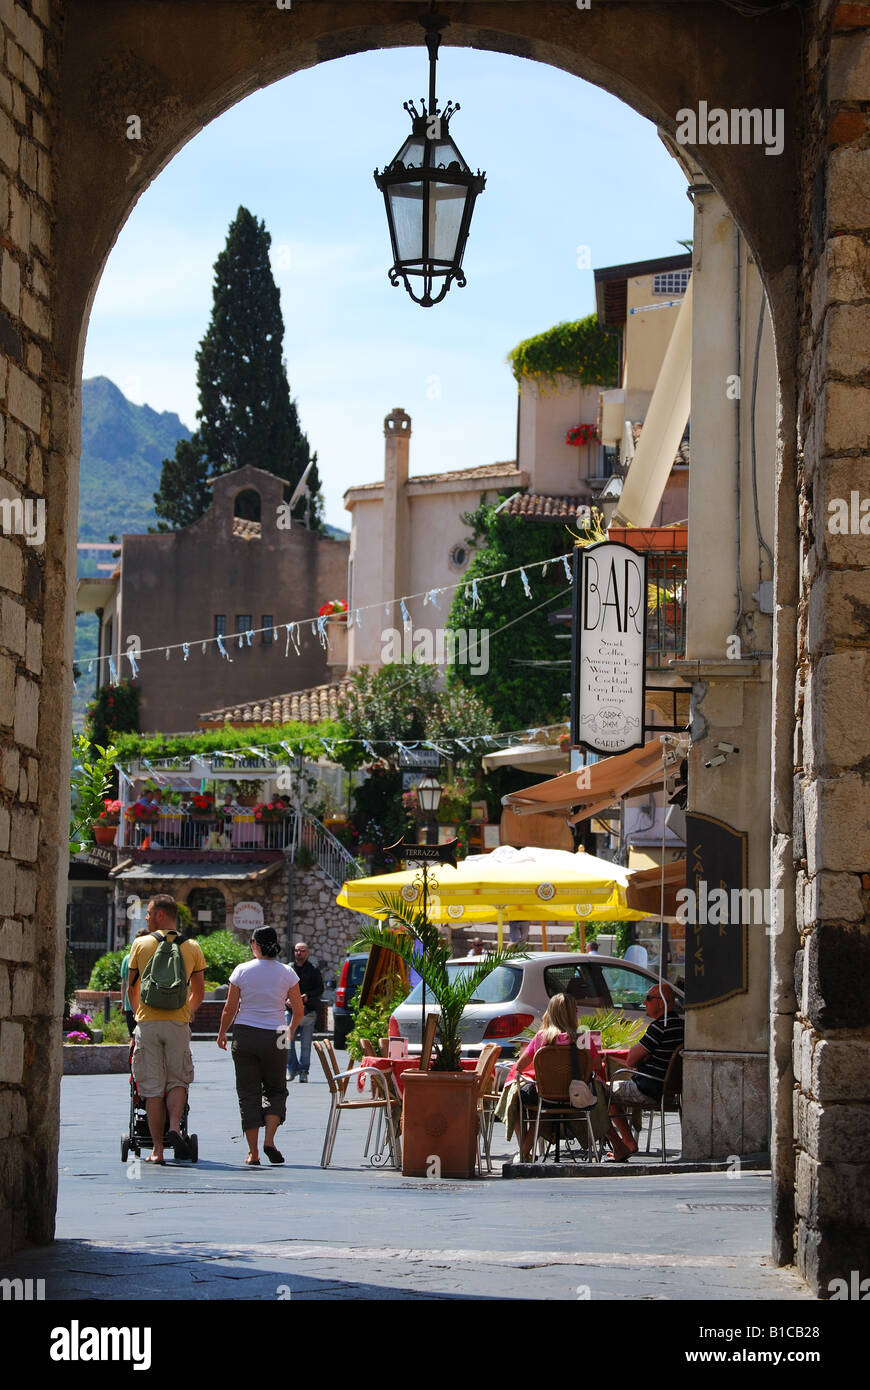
[263, 1145, 285, 1165]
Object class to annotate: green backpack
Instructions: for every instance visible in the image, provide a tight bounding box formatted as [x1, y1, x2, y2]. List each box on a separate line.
[139, 931, 189, 1012]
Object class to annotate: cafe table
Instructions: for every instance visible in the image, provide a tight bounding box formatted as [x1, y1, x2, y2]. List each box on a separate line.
[356, 1054, 479, 1099]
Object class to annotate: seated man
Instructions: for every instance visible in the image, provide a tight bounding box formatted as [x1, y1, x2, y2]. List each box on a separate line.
[605, 980, 684, 1161]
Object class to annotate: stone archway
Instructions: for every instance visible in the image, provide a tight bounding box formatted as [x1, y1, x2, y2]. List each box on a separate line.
[2, 1, 865, 1296]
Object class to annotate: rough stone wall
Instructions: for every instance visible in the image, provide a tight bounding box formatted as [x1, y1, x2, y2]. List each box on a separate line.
[288, 863, 364, 980]
[0, 0, 63, 1260]
[790, 0, 870, 1295]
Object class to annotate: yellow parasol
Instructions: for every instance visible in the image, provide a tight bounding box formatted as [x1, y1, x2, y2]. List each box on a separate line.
[337, 845, 647, 948]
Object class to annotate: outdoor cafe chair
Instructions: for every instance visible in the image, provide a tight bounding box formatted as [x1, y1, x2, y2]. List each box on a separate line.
[313, 1040, 402, 1169]
[607, 1046, 683, 1162]
[473, 1043, 502, 1174]
[526, 1044, 604, 1164]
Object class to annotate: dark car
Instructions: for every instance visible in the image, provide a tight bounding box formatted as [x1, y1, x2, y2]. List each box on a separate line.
[332, 952, 368, 1049]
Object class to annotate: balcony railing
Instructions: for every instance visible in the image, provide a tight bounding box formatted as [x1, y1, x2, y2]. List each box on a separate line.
[119, 811, 296, 852]
[295, 812, 365, 889]
[646, 551, 687, 665]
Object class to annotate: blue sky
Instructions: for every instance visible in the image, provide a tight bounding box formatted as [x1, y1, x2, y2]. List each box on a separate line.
[82, 46, 691, 529]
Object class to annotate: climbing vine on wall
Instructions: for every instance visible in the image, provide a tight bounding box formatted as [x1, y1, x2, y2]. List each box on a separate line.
[506, 314, 619, 393]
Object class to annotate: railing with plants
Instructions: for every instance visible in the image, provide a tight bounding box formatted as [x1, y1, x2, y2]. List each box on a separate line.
[118, 806, 297, 851]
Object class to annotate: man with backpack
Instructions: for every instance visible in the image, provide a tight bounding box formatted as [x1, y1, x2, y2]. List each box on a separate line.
[126, 895, 207, 1164]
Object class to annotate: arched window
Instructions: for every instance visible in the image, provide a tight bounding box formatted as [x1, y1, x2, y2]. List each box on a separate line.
[186, 887, 227, 936]
[233, 489, 261, 522]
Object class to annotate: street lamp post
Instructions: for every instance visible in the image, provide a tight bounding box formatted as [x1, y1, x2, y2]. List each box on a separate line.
[416, 772, 443, 846]
[374, 11, 486, 307]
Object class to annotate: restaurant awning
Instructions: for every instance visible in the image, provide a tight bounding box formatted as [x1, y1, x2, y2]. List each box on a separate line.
[624, 857, 686, 919]
[481, 743, 568, 776]
[502, 734, 688, 822]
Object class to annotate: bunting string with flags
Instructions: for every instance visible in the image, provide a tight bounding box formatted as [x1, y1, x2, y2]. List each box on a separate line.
[78, 547, 578, 677]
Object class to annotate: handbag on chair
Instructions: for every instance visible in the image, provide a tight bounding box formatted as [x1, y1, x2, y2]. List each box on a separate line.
[568, 1040, 595, 1109]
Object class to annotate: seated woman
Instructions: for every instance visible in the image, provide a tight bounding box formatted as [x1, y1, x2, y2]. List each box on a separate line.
[505, 993, 600, 1161]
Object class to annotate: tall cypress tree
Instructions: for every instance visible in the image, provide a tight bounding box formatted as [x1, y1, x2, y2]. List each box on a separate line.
[154, 206, 323, 530]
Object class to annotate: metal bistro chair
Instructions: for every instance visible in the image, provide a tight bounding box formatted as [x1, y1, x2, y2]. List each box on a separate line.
[313, 1040, 402, 1169]
[608, 1046, 683, 1162]
[473, 1043, 502, 1174]
[527, 1044, 604, 1164]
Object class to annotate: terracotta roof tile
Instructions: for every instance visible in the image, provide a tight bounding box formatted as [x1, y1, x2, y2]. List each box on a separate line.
[232, 516, 262, 540]
[346, 462, 520, 495]
[502, 493, 591, 521]
[199, 676, 355, 727]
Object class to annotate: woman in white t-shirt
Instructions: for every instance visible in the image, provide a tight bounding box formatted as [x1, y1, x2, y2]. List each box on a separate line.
[217, 927, 304, 1166]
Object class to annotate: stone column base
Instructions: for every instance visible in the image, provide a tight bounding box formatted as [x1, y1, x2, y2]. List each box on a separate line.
[681, 1051, 769, 1159]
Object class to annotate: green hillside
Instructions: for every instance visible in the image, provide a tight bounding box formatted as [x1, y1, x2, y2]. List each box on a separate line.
[78, 376, 192, 541]
[75, 377, 192, 725]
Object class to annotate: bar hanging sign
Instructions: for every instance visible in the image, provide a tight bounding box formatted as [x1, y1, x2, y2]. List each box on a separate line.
[571, 540, 647, 755]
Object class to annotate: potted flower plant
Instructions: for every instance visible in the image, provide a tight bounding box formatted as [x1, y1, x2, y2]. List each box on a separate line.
[93, 799, 122, 846]
[189, 791, 217, 822]
[125, 801, 161, 826]
[354, 893, 526, 1178]
[236, 779, 263, 808]
[318, 599, 348, 623]
[252, 801, 289, 823]
[565, 422, 600, 447]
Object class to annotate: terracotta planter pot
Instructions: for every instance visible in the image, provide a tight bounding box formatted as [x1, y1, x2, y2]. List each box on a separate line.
[401, 1070, 480, 1178]
[92, 824, 118, 846]
[359, 842, 376, 856]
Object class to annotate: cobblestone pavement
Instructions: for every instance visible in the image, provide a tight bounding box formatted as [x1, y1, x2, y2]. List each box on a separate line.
[2, 1046, 813, 1302]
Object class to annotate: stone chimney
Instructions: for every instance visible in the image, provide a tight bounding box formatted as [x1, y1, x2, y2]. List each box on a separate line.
[382, 408, 411, 609]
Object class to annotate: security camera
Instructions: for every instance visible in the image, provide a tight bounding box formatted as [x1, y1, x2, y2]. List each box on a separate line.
[716, 742, 739, 755]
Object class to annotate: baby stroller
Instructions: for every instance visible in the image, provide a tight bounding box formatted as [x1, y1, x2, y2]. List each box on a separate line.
[120, 1040, 199, 1162]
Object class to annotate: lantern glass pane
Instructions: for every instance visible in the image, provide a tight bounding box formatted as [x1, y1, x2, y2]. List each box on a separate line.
[388, 182, 424, 262]
[429, 181, 467, 262]
[417, 775, 442, 813]
[430, 134, 466, 171]
[395, 133, 426, 168]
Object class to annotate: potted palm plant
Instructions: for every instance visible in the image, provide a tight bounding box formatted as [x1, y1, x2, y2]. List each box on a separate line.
[355, 893, 526, 1178]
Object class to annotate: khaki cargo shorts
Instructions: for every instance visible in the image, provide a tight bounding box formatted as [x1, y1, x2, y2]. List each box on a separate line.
[132, 1021, 194, 1097]
[609, 1077, 656, 1107]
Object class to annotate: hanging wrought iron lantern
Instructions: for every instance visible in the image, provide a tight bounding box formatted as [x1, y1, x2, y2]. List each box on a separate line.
[374, 12, 486, 307]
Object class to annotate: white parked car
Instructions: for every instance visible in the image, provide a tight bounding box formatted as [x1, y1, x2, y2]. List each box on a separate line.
[390, 952, 683, 1056]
